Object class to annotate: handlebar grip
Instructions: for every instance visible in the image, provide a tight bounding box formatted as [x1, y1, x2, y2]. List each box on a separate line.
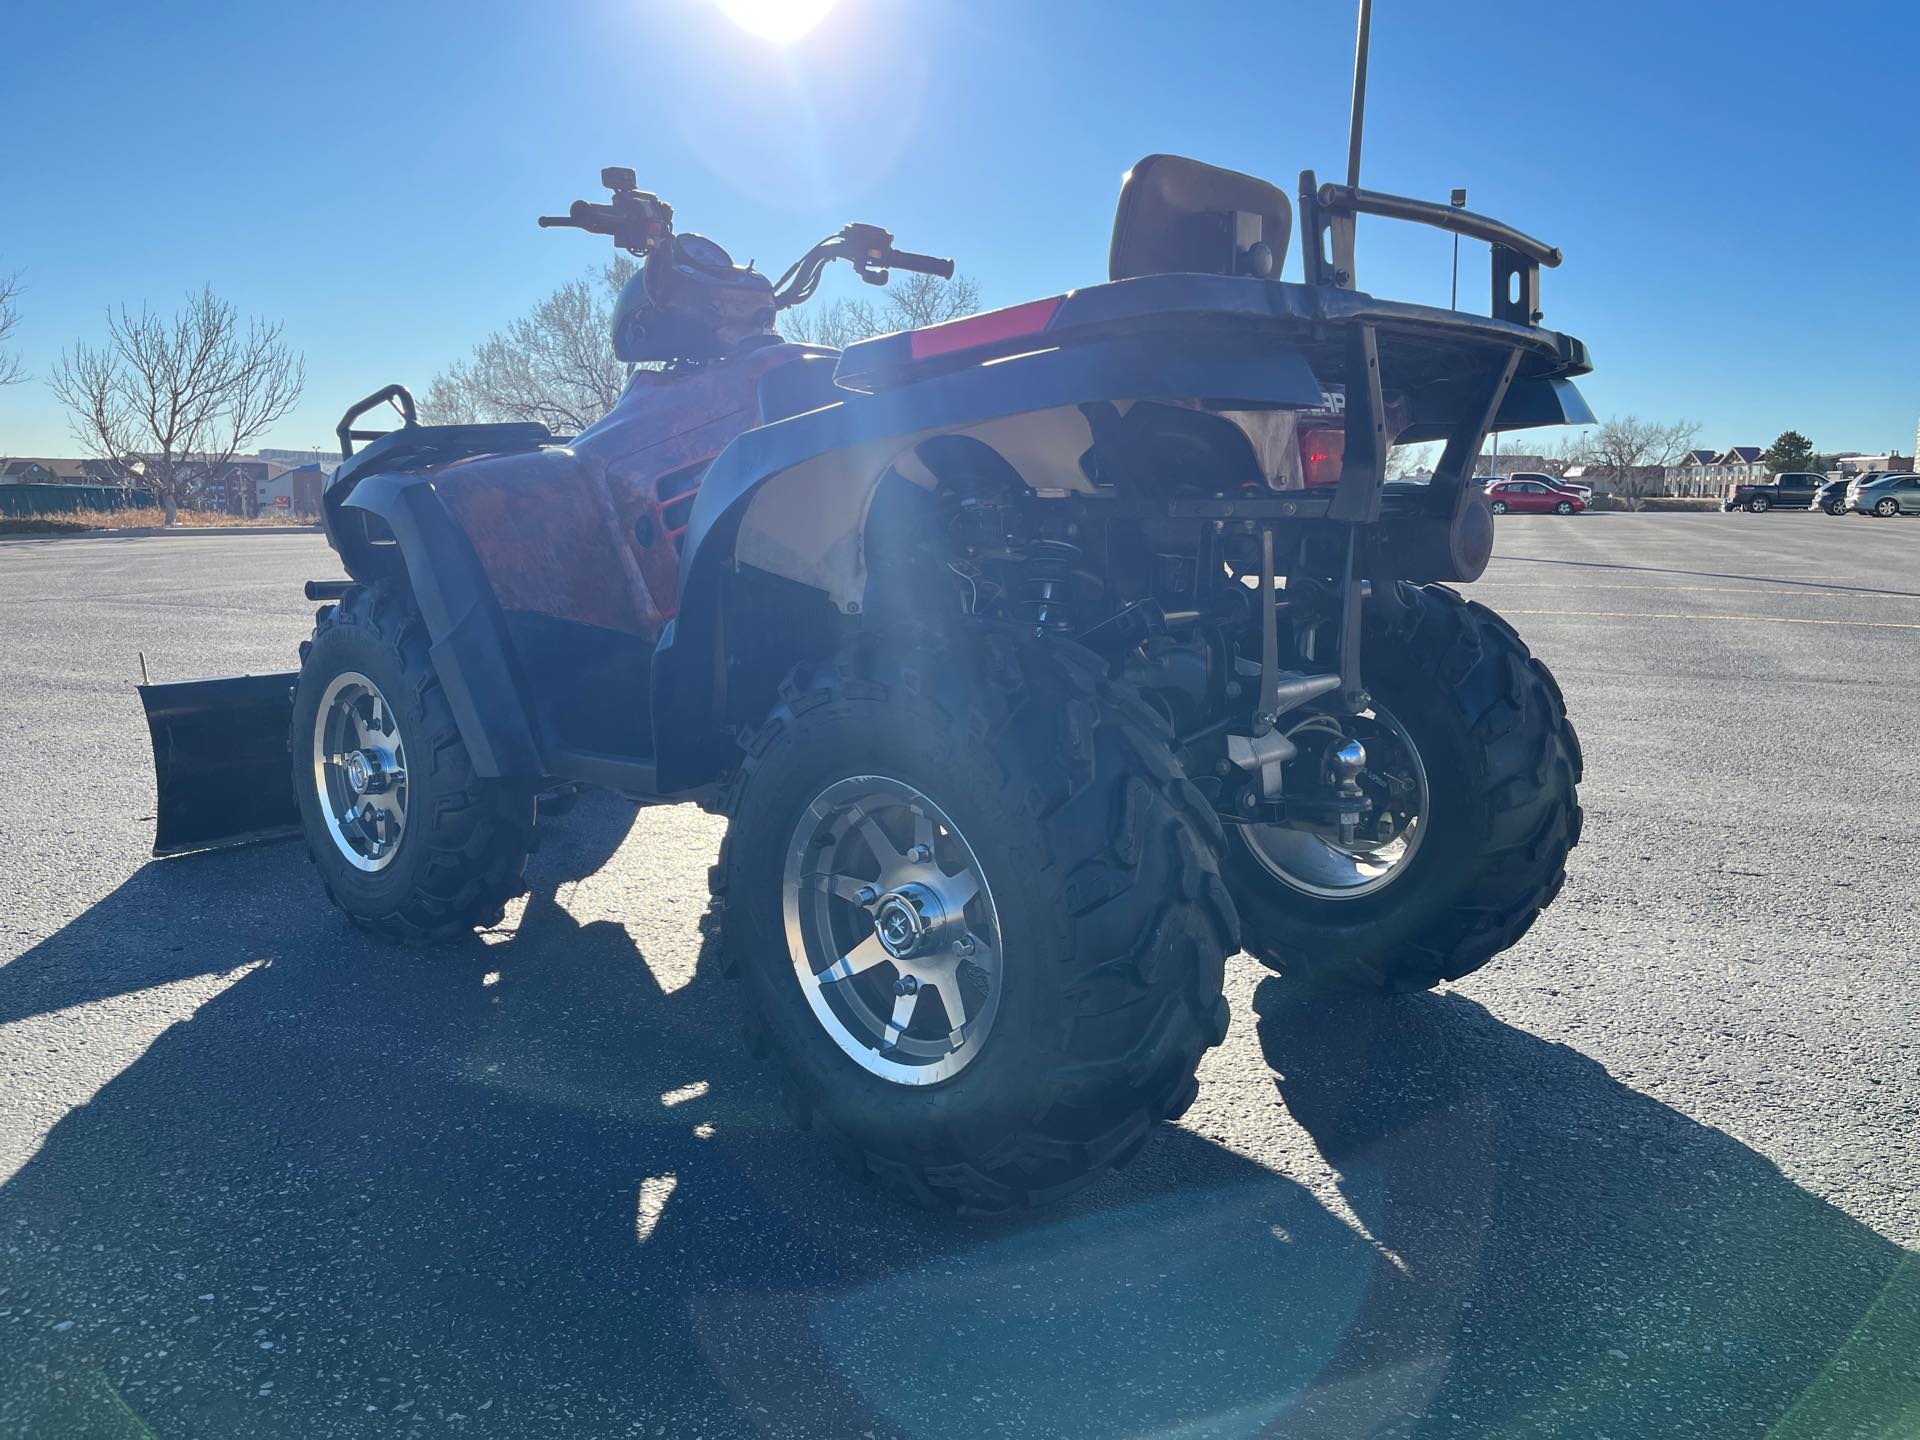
[887, 248, 955, 280]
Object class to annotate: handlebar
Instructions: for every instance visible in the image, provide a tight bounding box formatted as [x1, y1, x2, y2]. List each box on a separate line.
[539, 171, 957, 312]
[537, 200, 608, 233]
[538, 193, 673, 253]
[883, 247, 956, 280]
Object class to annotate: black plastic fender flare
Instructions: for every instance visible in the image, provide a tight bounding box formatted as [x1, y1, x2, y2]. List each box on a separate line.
[651, 330, 1326, 792]
[337, 474, 543, 779]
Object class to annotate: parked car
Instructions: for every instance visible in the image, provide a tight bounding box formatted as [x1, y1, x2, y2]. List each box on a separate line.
[1527, 471, 1591, 502]
[1488, 478, 1584, 514]
[1850, 472, 1920, 516]
[1808, 478, 1852, 516]
[1721, 472, 1825, 513]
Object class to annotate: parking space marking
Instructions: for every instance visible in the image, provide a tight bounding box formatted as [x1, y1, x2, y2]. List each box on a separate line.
[1481, 583, 1920, 600]
[1500, 609, 1920, 630]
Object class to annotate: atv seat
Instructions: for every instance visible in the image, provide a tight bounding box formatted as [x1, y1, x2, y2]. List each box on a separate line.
[1109, 154, 1291, 283]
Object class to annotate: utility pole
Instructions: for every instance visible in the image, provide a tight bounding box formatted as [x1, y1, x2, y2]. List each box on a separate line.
[1449, 188, 1467, 309]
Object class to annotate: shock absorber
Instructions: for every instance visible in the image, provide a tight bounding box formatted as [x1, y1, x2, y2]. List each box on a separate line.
[1014, 540, 1084, 634]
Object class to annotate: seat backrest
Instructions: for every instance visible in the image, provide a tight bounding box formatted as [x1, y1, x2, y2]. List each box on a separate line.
[1109, 155, 1292, 283]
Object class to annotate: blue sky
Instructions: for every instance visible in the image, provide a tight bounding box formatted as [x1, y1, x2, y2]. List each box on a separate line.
[2, 0, 1916, 458]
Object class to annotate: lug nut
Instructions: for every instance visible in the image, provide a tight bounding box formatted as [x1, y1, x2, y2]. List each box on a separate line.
[907, 844, 932, 863]
[894, 975, 920, 996]
[856, 884, 879, 907]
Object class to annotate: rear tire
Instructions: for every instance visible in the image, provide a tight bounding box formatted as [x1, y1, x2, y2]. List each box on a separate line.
[1748, 495, 1770, 513]
[1490, 500, 1508, 515]
[713, 626, 1235, 1213]
[1224, 584, 1582, 993]
[1875, 498, 1899, 517]
[292, 580, 534, 944]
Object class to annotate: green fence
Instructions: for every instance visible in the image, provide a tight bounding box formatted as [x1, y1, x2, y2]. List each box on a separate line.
[0, 484, 155, 517]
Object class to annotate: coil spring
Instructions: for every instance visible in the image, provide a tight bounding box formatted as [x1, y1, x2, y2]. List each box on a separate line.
[1014, 540, 1083, 633]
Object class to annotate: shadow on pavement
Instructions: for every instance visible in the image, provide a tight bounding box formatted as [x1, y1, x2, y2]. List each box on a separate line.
[0, 793, 1913, 1437]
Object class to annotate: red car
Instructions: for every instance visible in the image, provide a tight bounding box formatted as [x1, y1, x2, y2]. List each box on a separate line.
[1487, 478, 1585, 514]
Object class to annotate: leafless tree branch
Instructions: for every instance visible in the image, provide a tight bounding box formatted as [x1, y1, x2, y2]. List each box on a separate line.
[1572, 416, 1698, 511]
[49, 286, 305, 525]
[421, 259, 639, 433]
[420, 261, 985, 431]
[782, 271, 983, 348]
[0, 271, 25, 388]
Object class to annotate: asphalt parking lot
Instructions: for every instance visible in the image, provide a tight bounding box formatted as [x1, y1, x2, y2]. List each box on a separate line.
[2, 512, 1916, 1439]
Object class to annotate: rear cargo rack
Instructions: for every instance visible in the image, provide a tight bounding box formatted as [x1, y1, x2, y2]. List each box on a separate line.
[1298, 171, 1563, 327]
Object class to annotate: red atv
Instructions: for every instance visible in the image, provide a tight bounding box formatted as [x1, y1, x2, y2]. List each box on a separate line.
[143, 155, 1589, 1212]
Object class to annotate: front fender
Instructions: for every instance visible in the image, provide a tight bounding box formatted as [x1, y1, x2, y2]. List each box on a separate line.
[341, 474, 543, 778]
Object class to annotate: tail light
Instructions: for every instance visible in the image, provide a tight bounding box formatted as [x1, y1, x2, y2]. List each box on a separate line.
[1301, 427, 1345, 487]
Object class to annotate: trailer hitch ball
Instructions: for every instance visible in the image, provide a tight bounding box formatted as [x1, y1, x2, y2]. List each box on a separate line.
[1333, 740, 1368, 845]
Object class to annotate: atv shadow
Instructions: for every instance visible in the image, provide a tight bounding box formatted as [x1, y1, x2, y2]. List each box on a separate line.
[0, 797, 1912, 1437]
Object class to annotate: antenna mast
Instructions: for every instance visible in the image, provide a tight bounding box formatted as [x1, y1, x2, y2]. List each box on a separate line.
[1346, 0, 1373, 190]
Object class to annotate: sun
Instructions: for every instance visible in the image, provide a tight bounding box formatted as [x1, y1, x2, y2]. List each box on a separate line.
[713, 0, 840, 44]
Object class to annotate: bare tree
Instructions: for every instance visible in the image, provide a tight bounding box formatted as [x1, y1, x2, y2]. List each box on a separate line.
[49, 288, 304, 525]
[782, 271, 983, 348]
[1583, 415, 1698, 510]
[1387, 440, 1442, 479]
[0, 271, 24, 388]
[420, 258, 638, 433]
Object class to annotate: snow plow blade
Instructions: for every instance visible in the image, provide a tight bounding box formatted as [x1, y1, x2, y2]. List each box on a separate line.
[139, 673, 300, 857]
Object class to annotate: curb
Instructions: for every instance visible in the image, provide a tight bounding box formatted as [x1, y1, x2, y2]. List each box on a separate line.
[0, 524, 323, 543]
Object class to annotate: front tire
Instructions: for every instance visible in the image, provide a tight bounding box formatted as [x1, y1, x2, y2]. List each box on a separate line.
[292, 581, 534, 944]
[1554, 500, 1575, 515]
[1224, 584, 1582, 993]
[713, 627, 1235, 1213]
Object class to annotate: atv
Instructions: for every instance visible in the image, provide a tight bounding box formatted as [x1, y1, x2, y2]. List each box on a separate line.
[140, 151, 1589, 1213]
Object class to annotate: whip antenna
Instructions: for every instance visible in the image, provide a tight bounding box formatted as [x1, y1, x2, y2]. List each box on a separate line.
[1346, 0, 1373, 190]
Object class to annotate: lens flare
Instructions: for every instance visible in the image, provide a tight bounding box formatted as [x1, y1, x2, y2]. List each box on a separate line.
[713, 0, 839, 44]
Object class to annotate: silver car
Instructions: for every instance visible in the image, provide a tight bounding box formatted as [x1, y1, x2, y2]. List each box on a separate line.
[1850, 472, 1920, 517]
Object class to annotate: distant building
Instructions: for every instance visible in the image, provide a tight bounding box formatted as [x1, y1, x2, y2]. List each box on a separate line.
[1474, 451, 1561, 480]
[1831, 452, 1913, 476]
[1668, 446, 1767, 498]
[0, 457, 126, 485]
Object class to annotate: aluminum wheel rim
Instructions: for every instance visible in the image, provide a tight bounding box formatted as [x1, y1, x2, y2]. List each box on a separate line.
[782, 775, 1002, 1086]
[1239, 706, 1430, 900]
[311, 670, 409, 873]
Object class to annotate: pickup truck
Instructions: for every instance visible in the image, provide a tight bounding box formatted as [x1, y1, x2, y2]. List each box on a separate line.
[1722, 472, 1825, 513]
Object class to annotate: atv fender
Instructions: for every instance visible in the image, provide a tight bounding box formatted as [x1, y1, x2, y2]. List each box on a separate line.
[651, 332, 1325, 792]
[337, 472, 543, 779]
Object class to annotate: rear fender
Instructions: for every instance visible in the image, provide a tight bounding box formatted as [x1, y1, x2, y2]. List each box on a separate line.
[338, 474, 543, 778]
[652, 333, 1324, 792]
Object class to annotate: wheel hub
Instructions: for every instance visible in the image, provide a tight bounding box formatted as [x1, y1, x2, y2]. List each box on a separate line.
[343, 747, 399, 797]
[873, 883, 944, 959]
[783, 776, 1003, 1086]
[311, 672, 410, 873]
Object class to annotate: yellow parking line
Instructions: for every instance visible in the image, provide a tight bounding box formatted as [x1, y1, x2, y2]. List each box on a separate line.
[1501, 609, 1920, 630]
[1482, 583, 1920, 598]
